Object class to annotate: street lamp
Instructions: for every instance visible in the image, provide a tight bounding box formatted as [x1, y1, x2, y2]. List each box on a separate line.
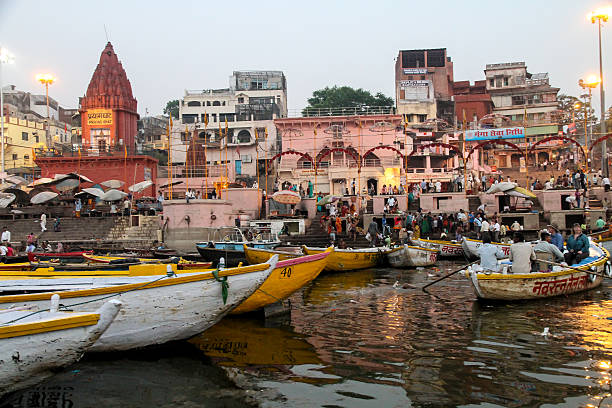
[579, 75, 601, 169]
[588, 7, 610, 176]
[0, 47, 15, 174]
[35, 73, 55, 119]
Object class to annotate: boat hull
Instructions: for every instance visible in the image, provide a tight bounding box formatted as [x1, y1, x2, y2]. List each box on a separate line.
[196, 245, 246, 267]
[231, 251, 330, 314]
[243, 245, 300, 264]
[0, 300, 121, 396]
[414, 238, 464, 258]
[469, 243, 609, 301]
[0, 259, 277, 352]
[302, 246, 386, 272]
[387, 245, 439, 268]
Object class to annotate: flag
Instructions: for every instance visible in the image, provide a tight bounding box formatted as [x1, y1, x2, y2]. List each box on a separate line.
[204, 112, 208, 127]
[32, 148, 36, 160]
[124, 143, 127, 158]
[224, 117, 229, 139]
[313, 127, 317, 136]
[78, 147, 81, 158]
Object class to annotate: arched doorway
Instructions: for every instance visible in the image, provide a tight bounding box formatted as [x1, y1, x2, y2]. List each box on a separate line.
[367, 178, 378, 195]
[537, 151, 549, 162]
[511, 154, 521, 168]
[237, 129, 251, 143]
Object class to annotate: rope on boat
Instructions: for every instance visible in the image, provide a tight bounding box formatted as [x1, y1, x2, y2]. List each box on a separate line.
[211, 268, 229, 305]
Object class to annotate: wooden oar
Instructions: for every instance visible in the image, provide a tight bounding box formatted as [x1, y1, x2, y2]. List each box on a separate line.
[422, 260, 479, 293]
[535, 258, 611, 279]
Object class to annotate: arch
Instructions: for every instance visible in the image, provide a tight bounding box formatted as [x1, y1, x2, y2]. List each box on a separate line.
[529, 136, 586, 162]
[187, 101, 201, 107]
[588, 133, 612, 153]
[212, 101, 221, 106]
[269, 150, 313, 164]
[363, 145, 405, 160]
[363, 152, 381, 167]
[236, 129, 251, 143]
[316, 147, 360, 167]
[466, 140, 524, 160]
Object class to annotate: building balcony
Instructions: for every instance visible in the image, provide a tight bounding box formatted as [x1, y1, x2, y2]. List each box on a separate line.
[294, 106, 396, 117]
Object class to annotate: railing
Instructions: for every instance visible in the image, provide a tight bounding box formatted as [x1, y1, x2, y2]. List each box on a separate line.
[159, 165, 225, 178]
[34, 144, 162, 159]
[294, 106, 395, 117]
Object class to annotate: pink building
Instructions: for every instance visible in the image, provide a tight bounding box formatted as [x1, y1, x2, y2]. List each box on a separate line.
[274, 114, 457, 195]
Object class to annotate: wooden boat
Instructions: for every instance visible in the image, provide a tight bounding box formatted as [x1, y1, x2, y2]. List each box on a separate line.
[28, 251, 94, 263]
[413, 238, 464, 257]
[82, 253, 213, 269]
[0, 298, 121, 396]
[195, 244, 246, 267]
[302, 245, 389, 272]
[461, 237, 510, 260]
[196, 228, 280, 267]
[0, 256, 278, 351]
[243, 245, 301, 264]
[387, 244, 439, 268]
[231, 249, 330, 314]
[467, 242, 610, 301]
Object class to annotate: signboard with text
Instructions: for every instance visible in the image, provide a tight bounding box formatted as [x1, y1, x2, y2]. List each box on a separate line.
[399, 80, 429, 87]
[87, 109, 113, 126]
[403, 68, 427, 75]
[465, 127, 525, 141]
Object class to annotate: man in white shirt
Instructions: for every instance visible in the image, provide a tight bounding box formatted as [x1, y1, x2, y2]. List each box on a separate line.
[492, 220, 501, 242]
[477, 203, 486, 214]
[387, 196, 396, 209]
[604, 177, 611, 192]
[435, 181, 442, 192]
[329, 204, 337, 217]
[1, 227, 10, 244]
[480, 217, 490, 240]
[544, 180, 553, 190]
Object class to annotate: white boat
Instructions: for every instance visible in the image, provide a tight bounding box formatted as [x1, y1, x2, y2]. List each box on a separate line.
[387, 244, 439, 268]
[0, 257, 278, 352]
[413, 238, 464, 257]
[467, 242, 610, 301]
[0, 297, 121, 396]
[461, 237, 510, 259]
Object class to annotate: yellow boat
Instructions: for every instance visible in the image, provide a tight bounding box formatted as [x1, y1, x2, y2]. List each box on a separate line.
[302, 245, 388, 272]
[231, 248, 331, 314]
[243, 245, 301, 264]
[82, 253, 213, 269]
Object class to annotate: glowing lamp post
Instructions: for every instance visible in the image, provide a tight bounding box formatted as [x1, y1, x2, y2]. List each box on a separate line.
[588, 7, 610, 176]
[579, 75, 601, 169]
[35, 73, 55, 119]
[0, 47, 15, 173]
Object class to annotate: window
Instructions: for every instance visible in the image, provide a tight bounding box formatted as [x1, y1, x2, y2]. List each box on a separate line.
[212, 101, 221, 106]
[417, 114, 427, 122]
[22, 132, 28, 141]
[402, 50, 425, 68]
[201, 113, 209, 123]
[426, 49, 445, 67]
[236, 130, 251, 143]
[503, 77, 509, 86]
[238, 97, 244, 103]
[219, 113, 235, 123]
[512, 96, 525, 106]
[489, 79, 494, 87]
[495, 77, 503, 87]
[24, 155, 29, 161]
[187, 101, 201, 107]
[12, 154, 17, 161]
[34, 135, 39, 143]
[181, 114, 198, 124]
[180, 132, 187, 142]
[206, 101, 211, 106]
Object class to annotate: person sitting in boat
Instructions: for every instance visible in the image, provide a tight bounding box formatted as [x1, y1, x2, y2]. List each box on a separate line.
[509, 232, 536, 274]
[533, 231, 564, 263]
[477, 235, 505, 273]
[547, 224, 564, 251]
[564, 223, 590, 265]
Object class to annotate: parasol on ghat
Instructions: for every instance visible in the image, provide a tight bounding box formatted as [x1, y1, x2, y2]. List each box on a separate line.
[55, 178, 80, 191]
[129, 180, 153, 193]
[75, 187, 105, 199]
[272, 190, 301, 205]
[0, 193, 16, 208]
[101, 189, 128, 202]
[30, 191, 59, 204]
[101, 179, 125, 189]
[317, 194, 340, 206]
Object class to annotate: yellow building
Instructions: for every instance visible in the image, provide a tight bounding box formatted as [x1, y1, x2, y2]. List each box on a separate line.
[1, 116, 46, 172]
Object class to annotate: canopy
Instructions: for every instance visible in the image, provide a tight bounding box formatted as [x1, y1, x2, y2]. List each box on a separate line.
[75, 187, 105, 199]
[129, 180, 153, 193]
[101, 189, 128, 202]
[30, 191, 59, 204]
[272, 190, 301, 205]
[4, 175, 27, 185]
[317, 195, 340, 206]
[485, 182, 536, 199]
[101, 179, 125, 189]
[0, 193, 15, 208]
[3, 188, 29, 205]
[27, 177, 54, 188]
[55, 178, 80, 191]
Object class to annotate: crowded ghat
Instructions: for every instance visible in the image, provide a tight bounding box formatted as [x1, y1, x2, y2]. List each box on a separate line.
[2, 6, 612, 404]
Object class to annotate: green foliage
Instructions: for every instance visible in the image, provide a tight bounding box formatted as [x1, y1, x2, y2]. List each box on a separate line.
[163, 100, 179, 119]
[557, 94, 594, 125]
[303, 86, 393, 115]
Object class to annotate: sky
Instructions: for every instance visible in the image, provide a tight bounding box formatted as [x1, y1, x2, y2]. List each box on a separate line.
[0, 0, 610, 117]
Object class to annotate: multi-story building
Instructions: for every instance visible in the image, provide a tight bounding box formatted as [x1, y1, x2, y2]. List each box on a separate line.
[274, 112, 458, 196]
[165, 71, 287, 194]
[452, 80, 493, 126]
[138, 115, 168, 150]
[0, 116, 46, 178]
[394, 48, 455, 125]
[1, 85, 60, 121]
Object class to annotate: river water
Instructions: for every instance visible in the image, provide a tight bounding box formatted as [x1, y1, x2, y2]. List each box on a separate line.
[3, 260, 612, 407]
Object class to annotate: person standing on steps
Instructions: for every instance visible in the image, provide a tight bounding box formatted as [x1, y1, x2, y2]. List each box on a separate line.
[1, 226, 10, 244]
[40, 213, 47, 232]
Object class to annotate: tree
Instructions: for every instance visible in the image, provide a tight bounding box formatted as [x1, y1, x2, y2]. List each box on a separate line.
[163, 100, 179, 119]
[302, 86, 393, 115]
[556, 94, 594, 126]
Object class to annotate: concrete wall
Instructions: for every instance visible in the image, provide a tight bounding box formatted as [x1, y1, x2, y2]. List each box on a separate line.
[419, 193, 470, 214]
[549, 209, 606, 231]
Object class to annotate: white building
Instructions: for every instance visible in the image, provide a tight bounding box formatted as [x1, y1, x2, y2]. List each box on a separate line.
[168, 71, 287, 190]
